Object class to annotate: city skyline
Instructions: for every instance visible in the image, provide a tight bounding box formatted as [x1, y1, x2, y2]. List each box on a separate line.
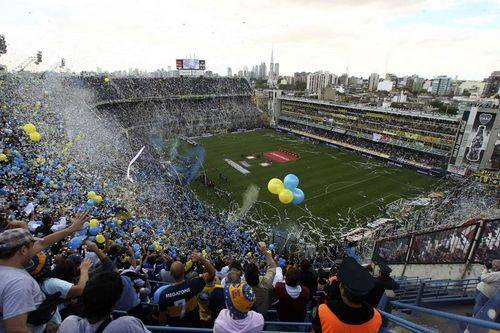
[1, 0, 499, 80]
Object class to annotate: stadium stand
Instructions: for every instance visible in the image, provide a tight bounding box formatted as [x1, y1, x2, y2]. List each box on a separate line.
[273, 96, 461, 170]
[0, 72, 498, 333]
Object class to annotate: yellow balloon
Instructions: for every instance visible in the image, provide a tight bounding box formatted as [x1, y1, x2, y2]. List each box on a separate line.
[89, 219, 99, 227]
[279, 189, 294, 204]
[87, 191, 96, 199]
[116, 219, 123, 225]
[23, 123, 37, 134]
[104, 77, 110, 83]
[0, 153, 7, 162]
[29, 132, 41, 142]
[94, 195, 103, 204]
[95, 234, 105, 244]
[267, 178, 284, 195]
[156, 245, 163, 251]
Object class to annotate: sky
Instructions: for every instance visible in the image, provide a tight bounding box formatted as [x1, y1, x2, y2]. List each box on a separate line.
[1, 0, 499, 80]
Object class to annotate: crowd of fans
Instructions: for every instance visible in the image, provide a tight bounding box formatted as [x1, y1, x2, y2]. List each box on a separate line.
[1, 71, 497, 333]
[102, 97, 263, 140]
[282, 100, 460, 136]
[279, 120, 448, 168]
[76, 76, 253, 102]
[0, 72, 404, 333]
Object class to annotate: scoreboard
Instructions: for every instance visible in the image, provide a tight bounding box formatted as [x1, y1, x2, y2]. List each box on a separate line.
[176, 59, 206, 70]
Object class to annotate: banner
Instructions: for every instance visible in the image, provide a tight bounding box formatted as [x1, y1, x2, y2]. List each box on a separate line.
[449, 111, 470, 165]
[373, 236, 411, 264]
[409, 224, 478, 264]
[473, 219, 500, 264]
[463, 111, 497, 170]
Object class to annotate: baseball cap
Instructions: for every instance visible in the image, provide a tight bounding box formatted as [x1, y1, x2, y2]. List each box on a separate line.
[224, 283, 255, 319]
[339, 257, 375, 297]
[0, 228, 41, 254]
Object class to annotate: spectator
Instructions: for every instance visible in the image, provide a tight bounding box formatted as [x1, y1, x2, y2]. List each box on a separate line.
[213, 283, 264, 333]
[366, 263, 399, 307]
[275, 267, 310, 322]
[244, 242, 276, 317]
[58, 271, 149, 333]
[311, 257, 382, 333]
[473, 259, 500, 315]
[158, 252, 216, 327]
[0, 213, 87, 333]
[38, 257, 92, 325]
[0, 228, 46, 333]
[209, 269, 241, 322]
[300, 259, 318, 300]
[197, 274, 223, 325]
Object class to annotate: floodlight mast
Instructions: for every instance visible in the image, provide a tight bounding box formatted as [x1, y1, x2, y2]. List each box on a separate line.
[15, 51, 43, 71]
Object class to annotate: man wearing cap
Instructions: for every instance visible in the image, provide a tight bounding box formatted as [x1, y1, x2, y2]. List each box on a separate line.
[366, 263, 399, 307]
[0, 212, 87, 333]
[213, 283, 264, 333]
[311, 257, 382, 333]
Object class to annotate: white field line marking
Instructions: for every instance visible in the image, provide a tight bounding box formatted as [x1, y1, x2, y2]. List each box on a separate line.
[304, 175, 381, 202]
[353, 193, 401, 212]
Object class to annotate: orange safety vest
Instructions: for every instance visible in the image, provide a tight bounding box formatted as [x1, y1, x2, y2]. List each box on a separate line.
[318, 303, 382, 333]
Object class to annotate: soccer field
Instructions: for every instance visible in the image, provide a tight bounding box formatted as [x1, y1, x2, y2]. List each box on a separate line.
[190, 129, 440, 227]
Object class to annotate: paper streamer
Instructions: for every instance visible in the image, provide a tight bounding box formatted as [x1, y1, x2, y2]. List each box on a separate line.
[127, 146, 145, 183]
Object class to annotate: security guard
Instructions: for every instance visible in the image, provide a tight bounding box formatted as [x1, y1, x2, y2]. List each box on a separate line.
[311, 257, 382, 333]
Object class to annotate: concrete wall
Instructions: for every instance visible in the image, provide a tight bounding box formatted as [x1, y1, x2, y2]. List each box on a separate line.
[390, 263, 485, 280]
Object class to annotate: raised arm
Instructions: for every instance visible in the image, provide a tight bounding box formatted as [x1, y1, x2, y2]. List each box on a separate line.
[66, 259, 92, 298]
[192, 252, 216, 282]
[30, 211, 89, 256]
[258, 242, 276, 289]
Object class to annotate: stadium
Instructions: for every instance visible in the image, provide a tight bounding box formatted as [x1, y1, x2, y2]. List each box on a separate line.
[1, 54, 500, 331]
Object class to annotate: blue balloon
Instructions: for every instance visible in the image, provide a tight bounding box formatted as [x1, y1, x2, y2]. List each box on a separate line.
[148, 244, 155, 251]
[133, 243, 140, 251]
[134, 251, 142, 259]
[87, 199, 96, 206]
[88, 236, 96, 242]
[292, 188, 305, 205]
[278, 258, 287, 267]
[283, 174, 299, 190]
[268, 243, 275, 251]
[68, 236, 84, 249]
[89, 226, 100, 236]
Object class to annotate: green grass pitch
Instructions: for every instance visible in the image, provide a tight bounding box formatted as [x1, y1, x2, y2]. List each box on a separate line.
[190, 129, 440, 226]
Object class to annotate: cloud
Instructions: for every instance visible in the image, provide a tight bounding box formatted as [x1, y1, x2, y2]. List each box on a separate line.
[0, 0, 498, 80]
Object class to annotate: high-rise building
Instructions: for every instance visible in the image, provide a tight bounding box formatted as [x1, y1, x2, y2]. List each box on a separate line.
[457, 81, 486, 97]
[227, 67, 232, 77]
[258, 62, 267, 79]
[368, 73, 379, 91]
[306, 71, 336, 93]
[251, 65, 258, 78]
[431, 75, 452, 95]
[338, 73, 349, 86]
[274, 63, 279, 77]
[294, 72, 309, 83]
[268, 49, 278, 86]
[483, 71, 500, 96]
[411, 77, 425, 93]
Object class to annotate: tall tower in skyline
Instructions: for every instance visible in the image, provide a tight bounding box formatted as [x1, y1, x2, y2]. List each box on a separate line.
[268, 48, 277, 87]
